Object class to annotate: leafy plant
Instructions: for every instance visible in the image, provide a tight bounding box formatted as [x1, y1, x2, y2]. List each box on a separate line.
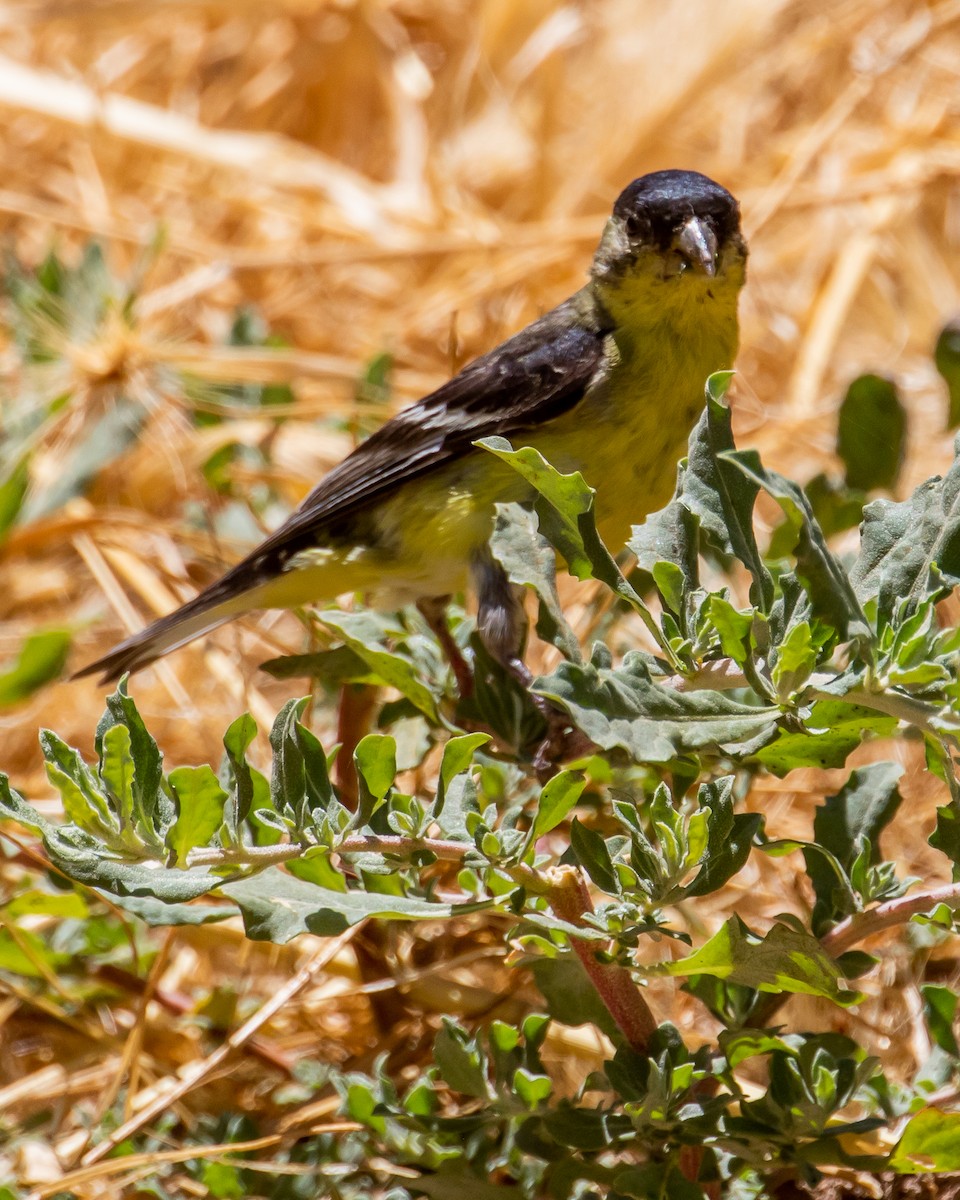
[3, 367, 960, 1196]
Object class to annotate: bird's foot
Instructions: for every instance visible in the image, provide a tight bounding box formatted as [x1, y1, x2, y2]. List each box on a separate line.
[506, 658, 594, 780]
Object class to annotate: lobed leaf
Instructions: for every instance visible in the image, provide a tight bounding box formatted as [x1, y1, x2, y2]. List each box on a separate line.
[891, 1108, 960, 1172]
[536, 651, 779, 764]
[659, 917, 862, 1006]
[221, 868, 486, 942]
[679, 374, 773, 610]
[852, 439, 960, 624]
[725, 452, 869, 641]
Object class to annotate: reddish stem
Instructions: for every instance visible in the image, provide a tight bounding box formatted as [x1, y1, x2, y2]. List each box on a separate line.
[545, 866, 657, 1054]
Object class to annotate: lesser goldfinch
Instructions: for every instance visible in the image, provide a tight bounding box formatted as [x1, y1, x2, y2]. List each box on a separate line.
[77, 169, 746, 683]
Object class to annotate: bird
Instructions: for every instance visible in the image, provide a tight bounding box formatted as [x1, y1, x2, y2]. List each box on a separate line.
[76, 169, 747, 685]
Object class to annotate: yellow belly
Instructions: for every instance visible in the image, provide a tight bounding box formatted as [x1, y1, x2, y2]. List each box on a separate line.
[367, 328, 727, 599]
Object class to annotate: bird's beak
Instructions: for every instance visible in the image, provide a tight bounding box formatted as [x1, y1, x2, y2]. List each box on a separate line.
[674, 216, 719, 277]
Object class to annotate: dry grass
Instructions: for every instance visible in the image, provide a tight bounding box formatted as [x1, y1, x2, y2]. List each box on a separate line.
[1, 0, 960, 1192]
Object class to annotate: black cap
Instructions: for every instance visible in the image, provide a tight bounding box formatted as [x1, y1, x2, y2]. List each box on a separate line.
[612, 170, 740, 249]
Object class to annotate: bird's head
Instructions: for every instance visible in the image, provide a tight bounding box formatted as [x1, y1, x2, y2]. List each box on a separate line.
[590, 169, 747, 327]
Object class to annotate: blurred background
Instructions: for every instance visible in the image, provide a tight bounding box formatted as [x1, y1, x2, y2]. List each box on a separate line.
[1, 1, 960, 1184]
[1, 0, 958, 783]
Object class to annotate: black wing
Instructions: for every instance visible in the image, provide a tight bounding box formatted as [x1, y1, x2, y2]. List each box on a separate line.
[241, 293, 610, 575]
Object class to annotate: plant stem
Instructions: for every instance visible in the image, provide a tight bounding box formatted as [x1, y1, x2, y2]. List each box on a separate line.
[822, 881, 960, 956]
[189, 834, 473, 868]
[188, 834, 544, 890]
[544, 865, 656, 1054]
[337, 834, 476, 860]
[663, 658, 747, 692]
[752, 882, 960, 1028]
[189, 843, 304, 867]
[810, 683, 960, 744]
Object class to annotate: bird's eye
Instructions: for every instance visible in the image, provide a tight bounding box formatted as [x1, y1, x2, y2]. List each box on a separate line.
[623, 212, 647, 240]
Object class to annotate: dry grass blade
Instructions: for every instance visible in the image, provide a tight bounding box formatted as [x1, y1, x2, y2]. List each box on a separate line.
[80, 922, 365, 1166]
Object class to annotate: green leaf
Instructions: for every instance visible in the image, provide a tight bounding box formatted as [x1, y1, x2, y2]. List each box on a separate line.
[200, 1161, 245, 1200]
[773, 838, 858, 938]
[537, 651, 779, 764]
[95, 680, 165, 837]
[43, 843, 222, 903]
[891, 1108, 960, 1172]
[0, 630, 71, 706]
[725, 452, 869, 640]
[772, 620, 823, 699]
[99, 723, 136, 835]
[679, 375, 773, 609]
[837, 373, 906, 491]
[707, 595, 754, 665]
[930, 800, 960, 869]
[269, 698, 334, 830]
[490, 501, 580, 661]
[719, 1029, 797, 1069]
[4, 888, 88, 919]
[166, 765, 229, 866]
[478, 438, 599, 583]
[0, 926, 69, 977]
[921, 984, 959, 1058]
[570, 818, 620, 895]
[614, 1165, 706, 1200]
[259, 646, 374, 684]
[751, 701, 896, 776]
[222, 712, 259, 829]
[0, 455, 28, 542]
[100, 892, 236, 926]
[0, 773, 54, 837]
[852, 442, 960, 624]
[686, 777, 762, 899]
[41, 729, 118, 839]
[935, 319, 960, 430]
[528, 956, 621, 1044]
[801, 472, 869, 541]
[437, 733, 489, 817]
[813, 762, 904, 868]
[220, 868, 481, 942]
[354, 734, 397, 816]
[434, 736, 484, 843]
[628, 496, 700, 600]
[659, 917, 861, 1006]
[321, 610, 439, 721]
[461, 634, 547, 752]
[651, 561, 686, 617]
[531, 770, 586, 841]
[433, 1020, 491, 1099]
[407, 1177, 524, 1200]
[512, 1067, 551, 1109]
[478, 437, 670, 659]
[287, 848, 347, 892]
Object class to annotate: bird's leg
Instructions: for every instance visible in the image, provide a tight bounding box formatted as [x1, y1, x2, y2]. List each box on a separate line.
[471, 551, 588, 774]
[471, 549, 530, 684]
[417, 595, 474, 698]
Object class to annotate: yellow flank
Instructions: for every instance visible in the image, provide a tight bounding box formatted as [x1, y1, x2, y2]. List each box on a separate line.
[246, 261, 743, 613]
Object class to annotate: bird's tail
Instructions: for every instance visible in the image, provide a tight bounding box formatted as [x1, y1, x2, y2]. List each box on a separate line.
[73, 545, 381, 683]
[72, 565, 263, 683]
